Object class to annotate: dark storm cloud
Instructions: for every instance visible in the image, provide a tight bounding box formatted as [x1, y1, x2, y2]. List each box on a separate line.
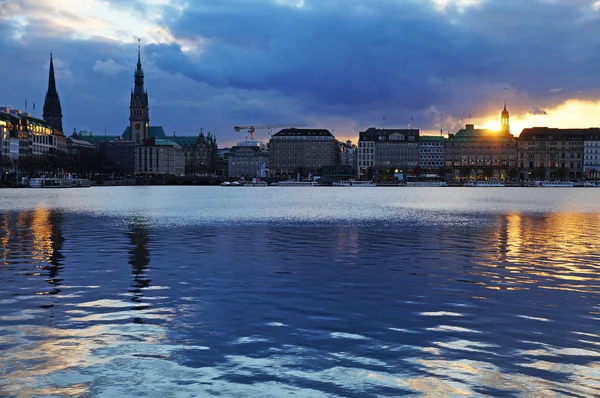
[151, 0, 600, 119]
[1, 0, 599, 144]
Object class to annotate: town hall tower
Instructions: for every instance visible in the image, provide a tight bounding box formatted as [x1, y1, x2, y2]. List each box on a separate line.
[129, 40, 149, 143]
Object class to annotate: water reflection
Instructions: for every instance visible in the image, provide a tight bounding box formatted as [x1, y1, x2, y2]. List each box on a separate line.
[127, 219, 152, 303]
[1, 197, 600, 396]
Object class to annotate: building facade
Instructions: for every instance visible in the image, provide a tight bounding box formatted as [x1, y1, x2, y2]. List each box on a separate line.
[518, 127, 598, 180]
[269, 128, 338, 177]
[419, 135, 445, 175]
[171, 130, 219, 175]
[358, 128, 420, 180]
[584, 132, 600, 180]
[228, 140, 269, 178]
[445, 124, 517, 181]
[136, 138, 185, 176]
[339, 140, 357, 175]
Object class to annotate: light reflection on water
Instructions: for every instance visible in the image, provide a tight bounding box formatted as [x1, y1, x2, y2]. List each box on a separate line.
[1, 187, 600, 397]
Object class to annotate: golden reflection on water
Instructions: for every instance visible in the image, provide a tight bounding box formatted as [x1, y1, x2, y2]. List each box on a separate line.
[32, 207, 54, 262]
[474, 212, 600, 292]
[1, 213, 10, 267]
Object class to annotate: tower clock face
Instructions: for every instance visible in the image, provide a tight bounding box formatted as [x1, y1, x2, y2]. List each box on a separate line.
[135, 123, 141, 129]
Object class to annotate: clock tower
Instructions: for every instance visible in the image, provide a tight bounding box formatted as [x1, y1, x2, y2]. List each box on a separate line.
[129, 40, 149, 143]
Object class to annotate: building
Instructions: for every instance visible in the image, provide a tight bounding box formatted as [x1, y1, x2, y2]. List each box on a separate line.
[66, 136, 96, 158]
[135, 137, 185, 176]
[357, 128, 420, 180]
[419, 135, 445, 176]
[269, 128, 338, 177]
[339, 140, 357, 175]
[444, 104, 517, 181]
[97, 139, 136, 174]
[170, 130, 219, 175]
[228, 140, 269, 179]
[42, 53, 63, 133]
[445, 124, 517, 181]
[584, 131, 600, 180]
[518, 127, 599, 180]
[125, 42, 183, 176]
[129, 41, 149, 143]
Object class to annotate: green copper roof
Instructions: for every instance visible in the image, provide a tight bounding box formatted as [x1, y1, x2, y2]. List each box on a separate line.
[450, 128, 515, 142]
[419, 135, 444, 142]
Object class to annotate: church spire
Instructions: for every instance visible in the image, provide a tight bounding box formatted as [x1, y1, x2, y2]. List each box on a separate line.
[501, 100, 510, 135]
[43, 52, 63, 132]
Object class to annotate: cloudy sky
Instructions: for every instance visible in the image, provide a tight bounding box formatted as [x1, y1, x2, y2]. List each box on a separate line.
[1, 0, 600, 146]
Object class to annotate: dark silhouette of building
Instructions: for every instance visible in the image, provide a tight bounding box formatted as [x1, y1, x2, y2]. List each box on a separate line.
[501, 100, 510, 135]
[42, 53, 63, 133]
[129, 40, 149, 143]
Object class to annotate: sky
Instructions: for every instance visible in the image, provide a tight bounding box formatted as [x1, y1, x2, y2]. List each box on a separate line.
[1, 0, 600, 147]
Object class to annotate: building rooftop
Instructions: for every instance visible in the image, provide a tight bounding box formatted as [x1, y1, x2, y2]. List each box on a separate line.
[519, 127, 600, 140]
[419, 135, 445, 142]
[273, 128, 333, 137]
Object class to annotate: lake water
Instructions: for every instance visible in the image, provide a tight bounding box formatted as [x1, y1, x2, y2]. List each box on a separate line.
[1, 186, 600, 397]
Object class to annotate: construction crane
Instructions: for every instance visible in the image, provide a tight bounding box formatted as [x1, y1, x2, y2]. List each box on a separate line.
[234, 124, 307, 141]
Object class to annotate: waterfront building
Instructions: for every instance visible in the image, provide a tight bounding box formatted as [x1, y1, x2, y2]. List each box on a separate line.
[445, 123, 517, 181]
[339, 140, 357, 175]
[584, 131, 600, 180]
[97, 139, 136, 174]
[269, 128, 339, 178]
[135, 137, 185, 176]
[122, 42, 183, 176]
[42, 53, 63, 133]
[357, 128, 420, 181]
[518, 127, 599, 180]
[419, 135, 445, 176]
[66, 136, 96, 159]
[228, 139, 269, 179]
[170, 130, 219, 175]
[0, 107, 61, 158]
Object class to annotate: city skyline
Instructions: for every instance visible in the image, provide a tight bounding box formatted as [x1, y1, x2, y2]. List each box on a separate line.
[1, 0, 600, 146]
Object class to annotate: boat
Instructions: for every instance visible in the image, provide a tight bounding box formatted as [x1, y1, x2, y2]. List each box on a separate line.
[406, 181, 447, 187]
[276, 181, 320, 187]
[531, 180, 574, 187]
[332, 180, 376, 187]
[583, 181, 600, 187]
[464, 180, 505, 187]
[243, 181, 268, 187]
[29, 177, 90, 188]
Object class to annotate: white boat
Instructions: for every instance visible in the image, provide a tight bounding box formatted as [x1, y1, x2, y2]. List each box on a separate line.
[406, 181, 447, 187]
[276, 181, 320, 187]
[243, 181, 268, 187]
[333, 180, 376, 187]
[532, 180, 574, 187]
[464, 180, 505, 187]
[29, 177, 90, 188]
[584, 181, 600, 187]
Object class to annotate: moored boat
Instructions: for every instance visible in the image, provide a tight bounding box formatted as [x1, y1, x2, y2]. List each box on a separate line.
[29, 177, 90, 188]
[406, 181, 447, 187]
[464, 180, 505, 187]
[276, 180, 320, 187]
[332, 180, 376, 187]
[531, 180, 574, 187]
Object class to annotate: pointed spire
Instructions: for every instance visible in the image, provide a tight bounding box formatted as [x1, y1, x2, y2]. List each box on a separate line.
[43, 51, 63, 132]
[504, 98, 507, 112]
[135, 38, 143, 76]
[48, 52, 57, 94]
